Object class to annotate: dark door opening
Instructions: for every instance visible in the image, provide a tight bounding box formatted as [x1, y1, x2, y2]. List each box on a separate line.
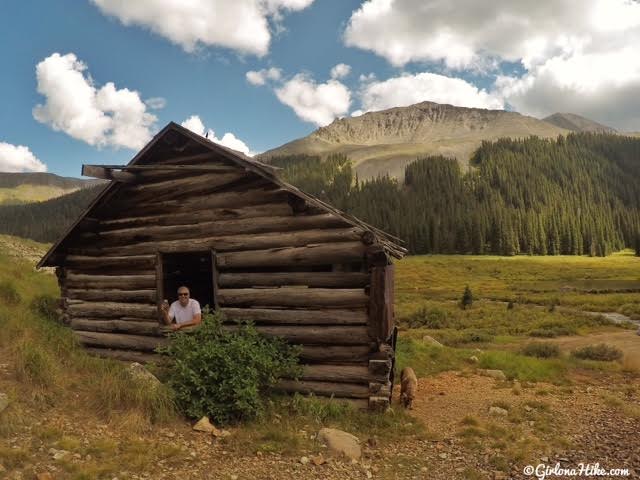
[161, 251, 215, 311]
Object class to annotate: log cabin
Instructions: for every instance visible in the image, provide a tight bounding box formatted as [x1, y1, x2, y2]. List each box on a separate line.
[38, 122, 407, 409]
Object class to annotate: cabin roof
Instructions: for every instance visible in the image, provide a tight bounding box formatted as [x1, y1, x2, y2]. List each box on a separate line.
[38, 122, 406, 268]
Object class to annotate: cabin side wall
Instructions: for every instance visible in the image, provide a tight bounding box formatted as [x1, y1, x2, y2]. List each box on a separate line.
[56, 151, 396, 407]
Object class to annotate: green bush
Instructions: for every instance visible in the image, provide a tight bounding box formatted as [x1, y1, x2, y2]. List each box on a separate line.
[571, 343, 623, 361]
[0, 280, 21, 305]
[159, 311, 301, 424]
[30, 294, 59, 322]
[405, 306, 451, 329]
[528, 320, 576, 338]
[521, 342, 560, 358]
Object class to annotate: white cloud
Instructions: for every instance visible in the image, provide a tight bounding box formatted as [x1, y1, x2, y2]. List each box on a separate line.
[359, 72, 504, 113]
[181, 115, 255, 156]
[344, 0, 640, 70]
[497, 47, 640, 129]
[0, 142, 47, 173]
[91, 0, 315, 56]
[246, 67, 282, 86]
[275, 74, 351, 126]
[330, 63, 351, 79]
[33, 53, 157, 150]
[145, 97, 166, 109]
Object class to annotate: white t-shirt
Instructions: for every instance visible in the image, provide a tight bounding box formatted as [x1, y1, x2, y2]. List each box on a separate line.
[168, 298, 201, 324]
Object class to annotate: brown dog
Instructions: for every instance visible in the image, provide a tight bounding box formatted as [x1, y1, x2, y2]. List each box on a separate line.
[400, 367, 417, 409]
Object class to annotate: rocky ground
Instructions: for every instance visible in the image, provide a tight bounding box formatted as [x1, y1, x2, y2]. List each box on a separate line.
[1, 362, 638, 480]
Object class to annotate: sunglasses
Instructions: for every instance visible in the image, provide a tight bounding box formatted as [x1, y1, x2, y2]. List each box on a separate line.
[178, 293, 189, 296]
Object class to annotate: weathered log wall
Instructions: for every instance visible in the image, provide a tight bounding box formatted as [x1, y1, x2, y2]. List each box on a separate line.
[57, 148, 395, 407]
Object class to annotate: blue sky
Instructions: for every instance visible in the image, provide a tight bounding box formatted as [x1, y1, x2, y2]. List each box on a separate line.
[1, 0, 639, 177]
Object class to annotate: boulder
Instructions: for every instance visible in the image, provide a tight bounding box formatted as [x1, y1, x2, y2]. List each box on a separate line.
[421, 336, 443, 347]
[128, 363, 160, 389]
[478, 369, 507, 381]
[0, 393, 8, 414]
[318, 428, 361, 460]
[468, 356, 479, 363]
[192, 416, 226, 438]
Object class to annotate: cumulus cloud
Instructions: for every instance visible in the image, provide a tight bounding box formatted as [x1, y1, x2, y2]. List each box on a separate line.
[91, 0, 315, 56]
[144, 97, 166, 109]
[275, 74, 351, 126]
[0, 142, 47, 173]
[330, 63, 351, 79]
[33, 53, 157, 150]
[359, 72, 504, 112]
[181, 115, 255, 156]
[246, 67, 282, 86]
[497, 48, 640, 129]
[344, 0, 640, 130]
[344, 0, 640, 70]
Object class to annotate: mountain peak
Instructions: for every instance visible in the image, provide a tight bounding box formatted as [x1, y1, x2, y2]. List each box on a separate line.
[542, 113, 616, 134]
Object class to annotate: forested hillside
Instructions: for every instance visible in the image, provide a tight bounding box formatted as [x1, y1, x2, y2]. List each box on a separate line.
[0, 185, 102, 242]
[271, 133, 640, 256]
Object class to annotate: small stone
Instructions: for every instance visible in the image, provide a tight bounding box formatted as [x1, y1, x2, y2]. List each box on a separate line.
[469, 356, 479, 363]
[230, 476, 238, 480]
[489, 406, 508, 416]
[366, 470, 373, 479]
[421, 467, 428, 472]
[193, 417, 218, 434]
[300, 456, 309, 465]
[541, 457, 549, 463]
[438, 453, 447, 459]
[128, 362, 161, 388]
[524, 406, 533, 412]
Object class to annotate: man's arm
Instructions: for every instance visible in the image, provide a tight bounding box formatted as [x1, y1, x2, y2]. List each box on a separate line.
[172, 313, 202, 330]
[161, 301, 173, 326]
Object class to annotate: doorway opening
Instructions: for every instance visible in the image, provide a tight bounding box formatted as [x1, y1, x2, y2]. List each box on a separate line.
[160, 251, 215, 310]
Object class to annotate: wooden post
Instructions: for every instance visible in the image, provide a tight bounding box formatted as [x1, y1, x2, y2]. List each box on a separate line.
[156, 252, 164, 323]
[211, 249, 219, 310]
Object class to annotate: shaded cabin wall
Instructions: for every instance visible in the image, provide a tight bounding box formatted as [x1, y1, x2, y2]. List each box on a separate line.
[55, 150, 395, 406]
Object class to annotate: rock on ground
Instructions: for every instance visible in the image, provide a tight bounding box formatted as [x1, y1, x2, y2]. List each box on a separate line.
[318, 428, 362, 460]
[128, 362, 161, 388]
[477, 369, 506, 381]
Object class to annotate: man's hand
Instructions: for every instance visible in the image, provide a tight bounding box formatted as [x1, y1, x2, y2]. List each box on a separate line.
[171, 323, 181, 331]
[161, 300, 169, 313]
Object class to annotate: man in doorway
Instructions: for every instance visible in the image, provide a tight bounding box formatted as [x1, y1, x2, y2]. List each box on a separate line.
[160, 286, 202, 331]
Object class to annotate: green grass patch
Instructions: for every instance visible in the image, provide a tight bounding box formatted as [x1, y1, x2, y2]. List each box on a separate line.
[477, 351, 566, 383]
[571, 343, 623, 361]
[521, 342, 561, 358]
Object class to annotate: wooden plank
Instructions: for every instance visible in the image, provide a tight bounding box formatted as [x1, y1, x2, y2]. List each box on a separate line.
[82, 164, 138, 183]
[216, 242, 367, 269]
[99, 203, 292, 230]
[74, 331, 168, 351]
[275, 380, 370, 399]
[66, 273, 155, 290]
[298, 345, 374, 363]
[68, 301, 158, 319]
[369, 264, 395, 341]
[67, 289, 156, 303]
[91, 213, 349, 245]
[223, 325, 370, 345]
[65, 255, 155, 269]
[85, 347, 163, 364]
[299, 365, 386, 384]
[218, 272, 369, 288]
[156, 252, 164, 323]
[70, 228, 364, 257]
[71, 319, 165, 336]
[221, 307, 368, 325]
[211, 250, 219, 309]
[218, 288, 368, 308]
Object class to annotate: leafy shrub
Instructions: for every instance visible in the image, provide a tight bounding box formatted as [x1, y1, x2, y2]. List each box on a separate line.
[528, 320, 576, 338]
[0, 280, 21, 305]
[30, 294, 59, 322]
[521, 342, 560, 358]
[405, 307, 451, 329]
[159, 311, 301, 424]
[571, 343, 623, 361]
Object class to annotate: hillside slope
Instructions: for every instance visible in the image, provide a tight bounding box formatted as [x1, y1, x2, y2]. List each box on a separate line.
[543, 113, 617, 134]
[260, 101, 569, 179]
[0, 172, 102, 205]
